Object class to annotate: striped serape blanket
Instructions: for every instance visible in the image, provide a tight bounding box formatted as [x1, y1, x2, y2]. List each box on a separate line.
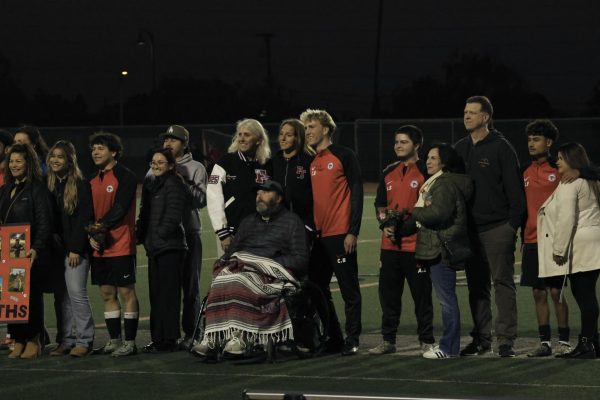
[203, 251, 300, 346]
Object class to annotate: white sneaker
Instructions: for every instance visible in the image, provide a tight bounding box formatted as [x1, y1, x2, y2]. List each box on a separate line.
[368, 341, 396, 355]
[420, 342, 435, 354]
[223, 331, 246, 355]
[192, 337, 215, 356]
[111, 340, 137, 357]
[101, 338, 122, 354]
[423, 345, 450, 359]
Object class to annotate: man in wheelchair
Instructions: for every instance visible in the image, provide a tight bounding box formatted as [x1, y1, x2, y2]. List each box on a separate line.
[192, 180, 310, 358]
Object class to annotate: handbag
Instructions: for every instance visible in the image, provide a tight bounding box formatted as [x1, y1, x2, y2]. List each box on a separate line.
[437, 232, 472, 270]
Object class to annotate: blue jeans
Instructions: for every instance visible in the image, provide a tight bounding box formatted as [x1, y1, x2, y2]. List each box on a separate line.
[61, 256, 95, 348]
[430, 262, 460, 356]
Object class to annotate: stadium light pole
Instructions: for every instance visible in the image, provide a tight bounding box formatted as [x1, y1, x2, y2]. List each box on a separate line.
[371, 0, 384, 117]
[119, 70, 128, 126]
[136, 29, 157, 93]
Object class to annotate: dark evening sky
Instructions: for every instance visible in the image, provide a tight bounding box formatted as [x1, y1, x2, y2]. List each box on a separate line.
[1, 0, 599, 118]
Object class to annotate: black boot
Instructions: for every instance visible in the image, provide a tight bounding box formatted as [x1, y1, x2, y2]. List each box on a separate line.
[556, 336, 596, 359]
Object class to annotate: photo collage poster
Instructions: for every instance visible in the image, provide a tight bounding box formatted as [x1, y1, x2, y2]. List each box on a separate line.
[0, 224, 31, 323]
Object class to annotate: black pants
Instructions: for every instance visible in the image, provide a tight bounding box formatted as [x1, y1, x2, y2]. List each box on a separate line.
[309, 235, 362, 344]
[180, 232, 202, 337]
[379, 250, 434, 344]
[149, 250, 185, 342]
[8, 265, 44, 342]
[569, 270, 600, 339]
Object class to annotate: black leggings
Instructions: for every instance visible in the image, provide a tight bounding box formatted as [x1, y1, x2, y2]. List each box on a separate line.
[569, 270, 600, 339]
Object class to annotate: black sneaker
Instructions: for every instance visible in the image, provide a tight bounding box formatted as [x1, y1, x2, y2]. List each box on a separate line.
[341, 339, 359, 356]
[498, 344, 516, 358]
[460, 341, 492, 356]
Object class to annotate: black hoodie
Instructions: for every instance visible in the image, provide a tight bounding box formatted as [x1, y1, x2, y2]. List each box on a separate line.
[454, 129, 525, 232]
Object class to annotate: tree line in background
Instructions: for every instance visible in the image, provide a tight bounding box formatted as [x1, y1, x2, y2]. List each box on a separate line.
[1, 51, 599, 127]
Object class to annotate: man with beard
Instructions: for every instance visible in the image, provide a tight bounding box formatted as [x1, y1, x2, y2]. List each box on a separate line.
[192, 180, 308, 356]
[369, 125, 435, 356]
[454, 96, 525, 358]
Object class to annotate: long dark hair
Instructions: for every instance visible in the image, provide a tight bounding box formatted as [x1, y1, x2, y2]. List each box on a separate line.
[279, 118, 315, 156]
[15, 126, 49, 162]
[5, 143, 43, 185]
[558, 142, 600, 207]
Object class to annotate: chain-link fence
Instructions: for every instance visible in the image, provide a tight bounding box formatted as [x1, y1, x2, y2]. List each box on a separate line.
[3, 118, 599, 182]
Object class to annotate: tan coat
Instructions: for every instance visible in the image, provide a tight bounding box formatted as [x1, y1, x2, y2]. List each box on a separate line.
[537, 179, 600, 277]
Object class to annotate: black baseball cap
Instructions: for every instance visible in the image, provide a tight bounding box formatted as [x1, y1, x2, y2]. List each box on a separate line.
[254, 180, 284, 196]
[160, 125, 189, 143]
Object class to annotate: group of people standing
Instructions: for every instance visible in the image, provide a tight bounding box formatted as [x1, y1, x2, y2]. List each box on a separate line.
[2, 96, 599, 361]
[367, 96, 600, 359]
[1, 125, 207, 359]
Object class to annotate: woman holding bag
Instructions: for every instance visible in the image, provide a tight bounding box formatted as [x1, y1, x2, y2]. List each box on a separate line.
[399, 143, 472, 359]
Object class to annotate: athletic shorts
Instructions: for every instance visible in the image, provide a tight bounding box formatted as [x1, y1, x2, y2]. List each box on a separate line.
[91, 255, 136, 287]
[520, 243, 565, 290]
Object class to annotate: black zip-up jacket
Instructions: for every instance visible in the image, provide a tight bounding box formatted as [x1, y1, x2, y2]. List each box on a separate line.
[137, 172, 189, 257]
[50, 177, 94, 255]
[271, 150, 314, 230]
[0, 179, 52, 253]
[223, 206, 309, 276]
[454, 129, 525, 232]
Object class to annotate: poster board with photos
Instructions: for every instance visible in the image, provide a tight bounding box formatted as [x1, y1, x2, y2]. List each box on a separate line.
[0, 224, 31, 323]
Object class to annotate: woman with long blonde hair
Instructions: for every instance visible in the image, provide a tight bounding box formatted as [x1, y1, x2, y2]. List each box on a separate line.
[46, 140, 95, 357]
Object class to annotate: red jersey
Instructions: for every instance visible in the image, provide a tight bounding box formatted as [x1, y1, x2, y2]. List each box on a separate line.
[523, 160, 559, 244]
[89, 163, 137, 257]
[310, 144, 363, 238]
[375, 160, 426, 252]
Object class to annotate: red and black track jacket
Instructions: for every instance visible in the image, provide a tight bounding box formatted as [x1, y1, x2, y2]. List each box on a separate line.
[375, 160, 427, 253]
[310, 144, 363, 238]
[522, 159, 560, 244]
[89, 162, 137, 258]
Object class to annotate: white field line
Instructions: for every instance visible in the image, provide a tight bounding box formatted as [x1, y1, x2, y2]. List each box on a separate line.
[5, 367, 600, 390]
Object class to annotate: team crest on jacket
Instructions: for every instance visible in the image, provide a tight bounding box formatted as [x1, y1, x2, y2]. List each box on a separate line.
[106, 185, 114, 193]
[296, 165, 307, 179]
[548, 174, 556, 182]
[255, 169, 268, 183]
[327, 162, 334, 170]
[410, 180, 418, 189]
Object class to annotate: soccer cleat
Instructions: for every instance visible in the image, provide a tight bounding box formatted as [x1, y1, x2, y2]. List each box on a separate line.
[498, 344, 516, 358]
[556, 337, 595, 359]
[341, 339, 359, 356]
[223, 331, 246, 355]
[527, 342, 552, 357]
[111, 340, 137, 357]
[555, 341, 572, 356]
[460, 341, 492, 356]
[101, 338, 123, 354]
[368, 341, 396, 355]
[422, 345, 451, 359]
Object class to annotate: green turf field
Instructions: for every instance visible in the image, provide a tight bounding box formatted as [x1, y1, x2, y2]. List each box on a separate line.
[1, 193, 599, 400]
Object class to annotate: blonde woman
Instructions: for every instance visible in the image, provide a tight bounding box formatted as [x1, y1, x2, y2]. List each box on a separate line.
[207, 119, 272, 255]
[46, 141, 95, 357]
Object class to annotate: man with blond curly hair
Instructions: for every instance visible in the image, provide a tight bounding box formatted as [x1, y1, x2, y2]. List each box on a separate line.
[300, 108, 363, 356]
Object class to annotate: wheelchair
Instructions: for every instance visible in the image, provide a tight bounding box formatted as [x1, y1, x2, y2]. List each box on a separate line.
[189, 279, 329, 363]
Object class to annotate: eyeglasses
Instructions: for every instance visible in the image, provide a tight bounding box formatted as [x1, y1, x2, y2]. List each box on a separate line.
[149, 161, 168, 167]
